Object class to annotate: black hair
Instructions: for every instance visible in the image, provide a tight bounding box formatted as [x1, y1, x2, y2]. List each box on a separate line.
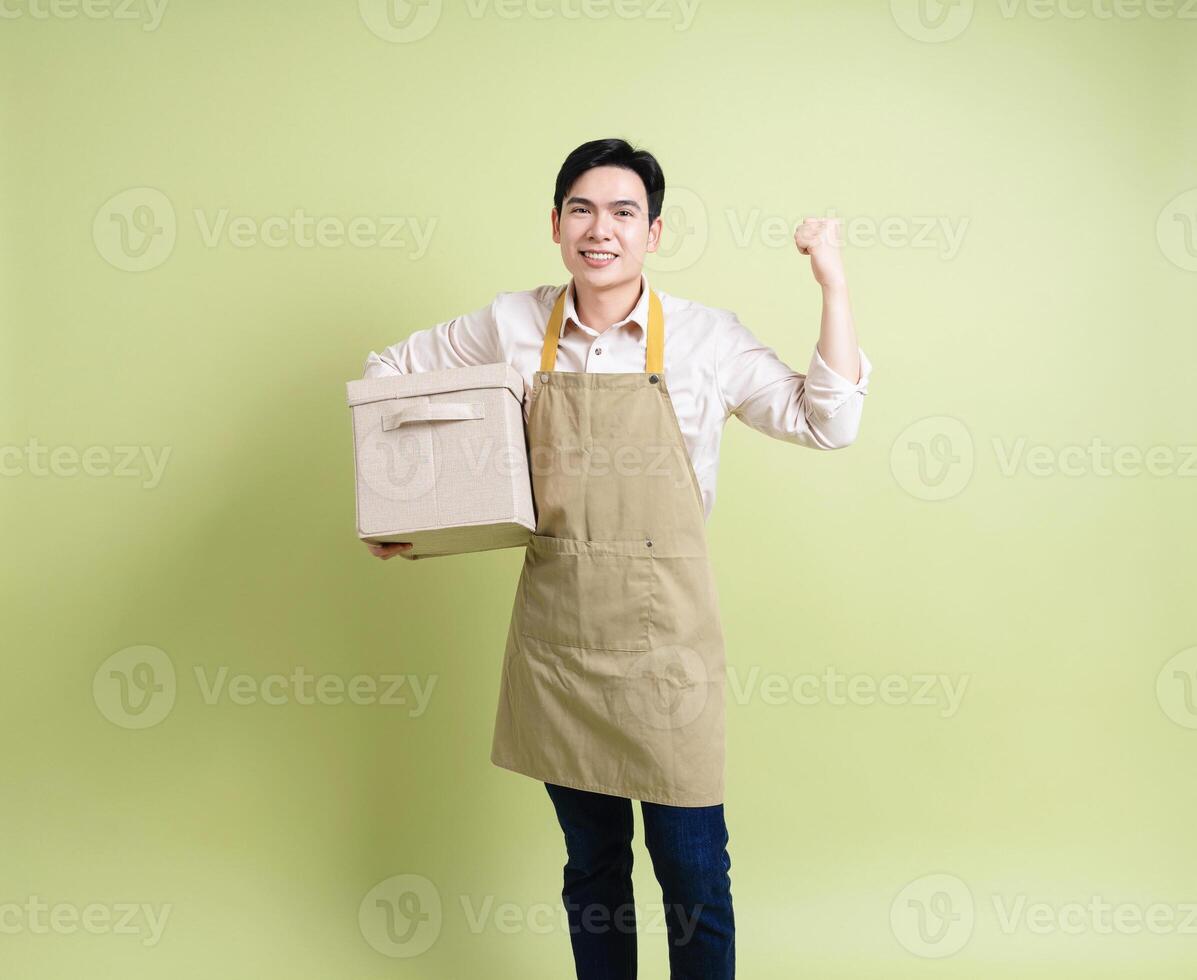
[553, 139, 666, 226]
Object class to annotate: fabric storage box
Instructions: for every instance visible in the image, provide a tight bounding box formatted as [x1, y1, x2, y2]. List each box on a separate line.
[346, 362, 535, 559]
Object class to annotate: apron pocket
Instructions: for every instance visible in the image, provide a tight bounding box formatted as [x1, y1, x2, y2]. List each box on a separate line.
[519, 533, 653, 652]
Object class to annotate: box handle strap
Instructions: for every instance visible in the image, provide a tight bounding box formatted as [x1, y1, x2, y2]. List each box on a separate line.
[381, 401, 485, 431]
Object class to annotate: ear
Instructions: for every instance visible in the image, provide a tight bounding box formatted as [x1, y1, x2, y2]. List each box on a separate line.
[645, 214, 663, 254]
[550, 207, 560, 244]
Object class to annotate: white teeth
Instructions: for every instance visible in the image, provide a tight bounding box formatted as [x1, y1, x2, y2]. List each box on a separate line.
[584, 252, 616, 260]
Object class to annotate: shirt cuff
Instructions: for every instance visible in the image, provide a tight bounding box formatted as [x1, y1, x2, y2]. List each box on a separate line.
[362, 349, 401, 380]
[805, 344, 872, 420]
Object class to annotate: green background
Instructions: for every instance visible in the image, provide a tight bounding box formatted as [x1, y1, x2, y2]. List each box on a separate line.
[3, 0, 1196, 976]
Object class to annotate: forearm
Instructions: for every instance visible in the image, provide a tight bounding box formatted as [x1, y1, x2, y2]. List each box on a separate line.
[815, 283, 862, 384]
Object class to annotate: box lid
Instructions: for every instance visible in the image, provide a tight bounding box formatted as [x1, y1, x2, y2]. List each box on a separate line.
[346, 361, 525, 407]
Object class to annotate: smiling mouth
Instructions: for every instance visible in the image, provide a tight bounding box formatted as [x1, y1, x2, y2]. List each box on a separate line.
[580, 250, 619, 264]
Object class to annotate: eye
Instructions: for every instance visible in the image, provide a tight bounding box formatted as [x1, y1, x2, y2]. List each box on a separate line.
[617, 210, 634, 217]
[571, 206, 589, 214]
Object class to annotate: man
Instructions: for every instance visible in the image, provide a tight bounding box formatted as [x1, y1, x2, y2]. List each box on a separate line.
[361, 138, 871, 979]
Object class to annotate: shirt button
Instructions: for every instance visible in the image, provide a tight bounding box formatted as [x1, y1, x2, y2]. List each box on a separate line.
[594, 348, 602, 355]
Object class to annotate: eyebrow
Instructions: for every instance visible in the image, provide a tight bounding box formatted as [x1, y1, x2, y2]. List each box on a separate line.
[565, 196, 643, 212]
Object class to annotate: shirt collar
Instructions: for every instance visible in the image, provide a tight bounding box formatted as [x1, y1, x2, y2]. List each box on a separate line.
[561, 272, 651, 340]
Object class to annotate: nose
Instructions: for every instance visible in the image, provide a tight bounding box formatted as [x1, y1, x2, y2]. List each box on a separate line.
[587, 211, 614, 242]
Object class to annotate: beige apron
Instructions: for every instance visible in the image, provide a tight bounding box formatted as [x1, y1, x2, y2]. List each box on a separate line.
[490, 283, 727, 807]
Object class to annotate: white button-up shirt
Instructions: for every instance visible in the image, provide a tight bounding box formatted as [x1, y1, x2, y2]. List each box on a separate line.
[362, 273, 872, 520]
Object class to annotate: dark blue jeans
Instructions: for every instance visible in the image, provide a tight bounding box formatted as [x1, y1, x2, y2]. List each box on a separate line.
[544, 781, 735, 979]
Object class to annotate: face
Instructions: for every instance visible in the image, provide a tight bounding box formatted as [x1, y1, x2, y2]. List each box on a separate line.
[552, 165, 662, 289]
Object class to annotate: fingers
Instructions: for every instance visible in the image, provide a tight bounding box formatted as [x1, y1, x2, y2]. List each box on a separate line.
[794, 217, 843, 252]
[365, 541, 416, 560]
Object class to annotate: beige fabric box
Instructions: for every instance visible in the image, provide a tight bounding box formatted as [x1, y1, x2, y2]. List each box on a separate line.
[346, 362, 534, 559]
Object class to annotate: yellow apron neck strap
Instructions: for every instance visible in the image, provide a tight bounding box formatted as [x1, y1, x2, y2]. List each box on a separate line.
[539, 282, 664, 374]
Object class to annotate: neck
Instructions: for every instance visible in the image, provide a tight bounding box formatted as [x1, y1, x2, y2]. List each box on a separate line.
[572, 274, 643, 334]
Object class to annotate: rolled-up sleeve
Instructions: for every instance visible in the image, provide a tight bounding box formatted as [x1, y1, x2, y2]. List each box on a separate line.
[716, 313, 872, 450]
[362, 295, 504, 379]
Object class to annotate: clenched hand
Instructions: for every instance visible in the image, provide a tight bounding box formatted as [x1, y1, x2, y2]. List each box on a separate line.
[364, 541, 418, 561]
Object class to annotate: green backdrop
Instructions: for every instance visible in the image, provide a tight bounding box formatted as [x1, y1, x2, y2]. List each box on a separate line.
[2, 0, 1195, 976]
